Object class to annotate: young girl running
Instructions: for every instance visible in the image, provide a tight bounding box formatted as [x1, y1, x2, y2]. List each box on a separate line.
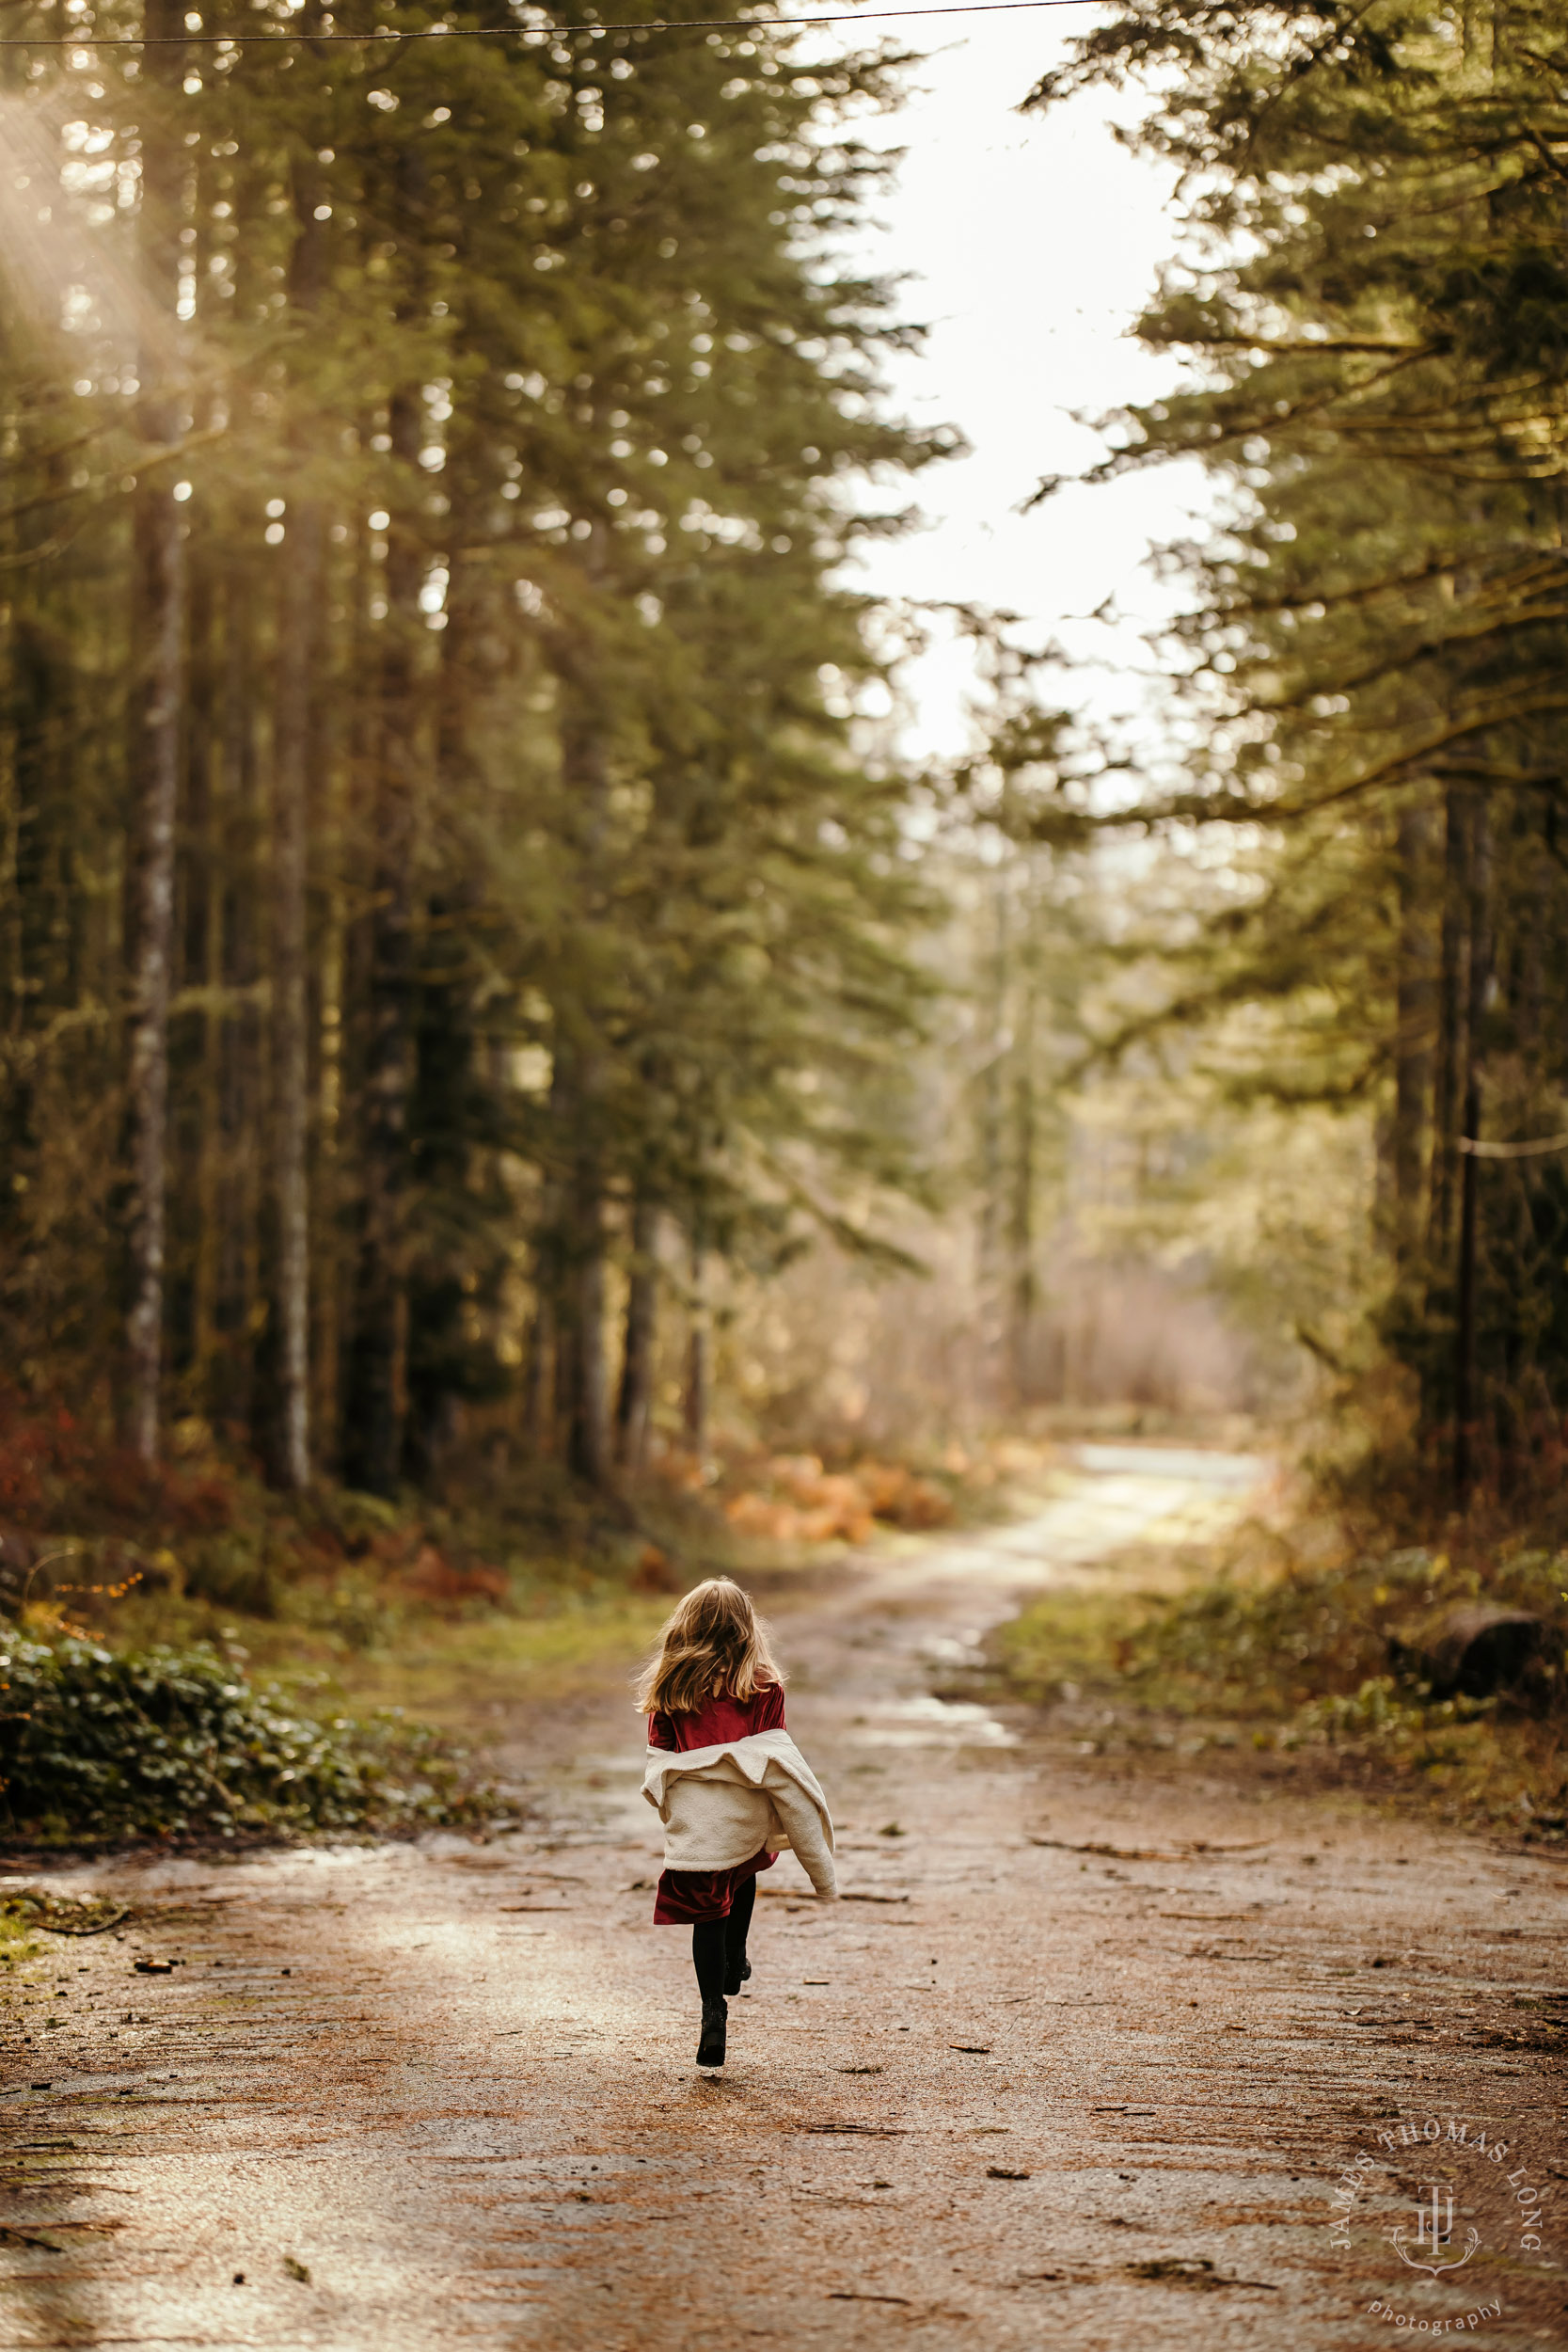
[638, 1578, 836, 2070]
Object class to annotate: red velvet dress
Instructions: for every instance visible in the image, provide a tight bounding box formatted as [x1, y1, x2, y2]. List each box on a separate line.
[647, 1682, 785, 1925]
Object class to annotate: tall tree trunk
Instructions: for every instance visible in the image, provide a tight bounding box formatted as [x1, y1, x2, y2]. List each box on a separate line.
[217, 573, 261, 1439]
[550, 627, 612, 1485]
[525, 1145, 562, 1461]
[344, 408, 420, 1495]
[522, 1290, 552, 1458]
[404, 554, 487, 1476]
[269, 501, 320, 1489]
[1453, 799, 1493, 1502]
[189, 566, 224, 1409]
[123, 499, 182, 1468]
[975, 868, 1009, 1401]
[122, 0, 187, 1461]
[1454, 1078, 1481, 1503]
[1007, 911, 1038, 1410]
[264, 72, 329, 1490]
[683, 1223, 708, 1458]
[568, 1172, 610, 1484]
[615, 1192, 658, 1469]
[313, 528, 372, 1474]
[1391, 799, 1435, 1263]
[314, 795, 345, 1472]
[342, 135, 428, 1493]
[550, 1039, 610, 1484]
[1428, 787, 1470, 1258]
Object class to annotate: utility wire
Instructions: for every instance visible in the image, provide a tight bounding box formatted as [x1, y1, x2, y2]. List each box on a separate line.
[0, 0, 1096, 50]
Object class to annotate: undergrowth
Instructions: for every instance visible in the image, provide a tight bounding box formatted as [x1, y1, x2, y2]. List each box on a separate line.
[0, 1630, 497, 1845]
[995, 1543, 1568, 1837]
[0, 1389, 1036, 1848]
[0, 1900, 38, 1966]
[0, 1392, 777, 1845]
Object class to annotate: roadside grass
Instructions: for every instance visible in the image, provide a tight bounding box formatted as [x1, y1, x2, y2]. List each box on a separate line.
[257, 1591, 679, 1727]
[73, 1578, 677, 1715]
[993, 1538, 1568, 1840]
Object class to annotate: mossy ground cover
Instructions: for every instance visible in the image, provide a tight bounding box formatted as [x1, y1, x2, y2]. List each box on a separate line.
[0, 1390, 1022, 1854]
[0, 1391, 794, 1846]
[87, 1570, 681, 1719]
[994, 1538, 1568, 1840]
[0, 1631, 504, 1845]
[0, 1544, 693, 1847]
[0, 1398, 698, 1844]
[0, 1900, 40, 1967]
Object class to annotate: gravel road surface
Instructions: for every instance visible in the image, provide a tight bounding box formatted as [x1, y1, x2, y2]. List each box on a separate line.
[3, 1447, 1563, 2348]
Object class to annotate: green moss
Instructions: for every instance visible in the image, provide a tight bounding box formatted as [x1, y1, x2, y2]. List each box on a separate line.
[264, 1592, 679, 1729]
[0, 1905, 39, 1966]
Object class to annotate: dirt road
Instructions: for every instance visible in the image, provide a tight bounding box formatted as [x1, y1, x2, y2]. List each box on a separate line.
[3, 1447, 1564, 2349]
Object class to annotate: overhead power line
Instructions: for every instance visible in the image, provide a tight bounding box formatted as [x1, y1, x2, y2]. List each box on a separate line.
[0, 0, 1097, 51]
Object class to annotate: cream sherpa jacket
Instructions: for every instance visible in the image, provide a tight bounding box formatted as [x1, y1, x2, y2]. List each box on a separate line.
[642, 1728, 837, 1898]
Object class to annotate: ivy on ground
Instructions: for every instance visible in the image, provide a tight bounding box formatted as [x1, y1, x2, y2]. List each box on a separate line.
[0, 1629, 492, 1842]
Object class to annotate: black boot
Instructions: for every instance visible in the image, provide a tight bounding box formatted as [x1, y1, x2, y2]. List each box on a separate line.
[697, 1996, 727, 2069]
[724, 1953, 752, 1996]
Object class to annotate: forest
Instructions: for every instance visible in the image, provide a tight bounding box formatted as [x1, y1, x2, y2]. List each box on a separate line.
[2, 0, 1568, 1836]
[0, 0, 955, 1500]
[1017, 0, 1568, 1522]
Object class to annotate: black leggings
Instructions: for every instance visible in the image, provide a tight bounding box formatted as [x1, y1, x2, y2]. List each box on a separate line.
[691, 1873, 756, 2003]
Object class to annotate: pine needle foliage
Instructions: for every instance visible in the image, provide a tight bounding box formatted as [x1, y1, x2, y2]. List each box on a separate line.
[0, 0, 954, 1491]
[1022, 0, 1568, 1508]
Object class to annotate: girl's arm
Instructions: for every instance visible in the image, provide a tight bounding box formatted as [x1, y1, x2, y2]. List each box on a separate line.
[647, 1711, 676, 1751]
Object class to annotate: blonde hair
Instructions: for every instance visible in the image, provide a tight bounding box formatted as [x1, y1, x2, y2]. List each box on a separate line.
[634, 1577, 784, 1716]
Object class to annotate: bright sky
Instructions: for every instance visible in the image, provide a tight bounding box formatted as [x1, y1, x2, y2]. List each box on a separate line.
[825, 2, 1214, 760]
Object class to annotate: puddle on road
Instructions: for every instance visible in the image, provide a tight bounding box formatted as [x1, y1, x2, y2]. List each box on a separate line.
[852, 1692, 1017, 1749]
[1070, 1441, 1267, 1486]
[919, 1633, 986, 1670]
